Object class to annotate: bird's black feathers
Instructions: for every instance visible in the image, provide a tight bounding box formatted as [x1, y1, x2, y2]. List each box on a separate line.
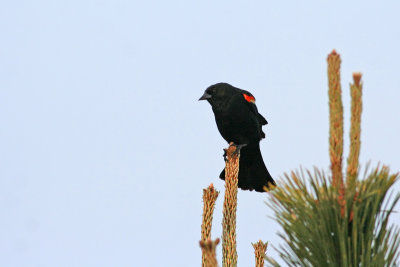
[199, 82, 276, 192]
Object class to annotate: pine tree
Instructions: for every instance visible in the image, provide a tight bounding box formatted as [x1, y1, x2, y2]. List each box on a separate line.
[266, 50, 400, 267]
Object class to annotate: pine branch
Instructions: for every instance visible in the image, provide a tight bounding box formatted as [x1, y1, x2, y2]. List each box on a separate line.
[346, 72, 363, 187]
[201, 184, 219, 267]
[222, 143, 240, 267]
[327, 49, 344, 188]
[252, 240, 268, 267]
[200, 238, 220, 267]
[266, 50, 400, 266]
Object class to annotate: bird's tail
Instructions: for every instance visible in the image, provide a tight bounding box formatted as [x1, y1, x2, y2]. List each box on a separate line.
[219, 142, 276, 192]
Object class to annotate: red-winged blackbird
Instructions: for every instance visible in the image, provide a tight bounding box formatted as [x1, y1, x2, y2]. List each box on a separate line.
[199, 83, 276, 192]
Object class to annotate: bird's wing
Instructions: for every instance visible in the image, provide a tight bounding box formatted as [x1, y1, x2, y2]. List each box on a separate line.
[239, 90, 268, 139]
[239, 90, 268, 124]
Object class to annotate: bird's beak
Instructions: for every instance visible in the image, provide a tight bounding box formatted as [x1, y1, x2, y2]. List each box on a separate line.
[199, 92, 212, 101]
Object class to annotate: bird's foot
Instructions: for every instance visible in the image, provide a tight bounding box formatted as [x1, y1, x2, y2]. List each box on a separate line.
[232, 143, 247, 156]
[224, 143, 247, 161]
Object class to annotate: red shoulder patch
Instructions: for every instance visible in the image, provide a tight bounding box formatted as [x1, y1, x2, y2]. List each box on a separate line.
[243, 93, 255, 103]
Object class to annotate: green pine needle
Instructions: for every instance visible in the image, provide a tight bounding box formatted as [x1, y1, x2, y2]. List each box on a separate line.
[266, 166, 400, 267]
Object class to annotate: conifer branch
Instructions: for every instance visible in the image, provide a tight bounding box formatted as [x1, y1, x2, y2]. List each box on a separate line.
[252, 240, 268, 267]
[201, 184, 220, 267]
[222, 143, 240, 267]
[200, 238, 220, 267]
[347, 72, 363, 187]
[266, 50, 400, 266]
[327, 49, 344, 188]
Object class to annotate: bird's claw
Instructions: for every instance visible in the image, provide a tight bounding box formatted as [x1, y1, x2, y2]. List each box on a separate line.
[224, 143, 247, 160]
[232, 143, 247, 156]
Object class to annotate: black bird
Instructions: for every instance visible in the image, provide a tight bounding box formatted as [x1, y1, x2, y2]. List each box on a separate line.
[199, 82, 276, 192]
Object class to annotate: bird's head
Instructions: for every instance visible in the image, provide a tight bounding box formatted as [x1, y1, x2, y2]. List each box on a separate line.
[199, 83, 238, 110]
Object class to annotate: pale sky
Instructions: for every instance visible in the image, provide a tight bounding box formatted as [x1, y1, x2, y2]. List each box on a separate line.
[1, 1, 400, 266]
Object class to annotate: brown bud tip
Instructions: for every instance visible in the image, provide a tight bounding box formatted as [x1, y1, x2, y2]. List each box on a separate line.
[200, 238, 220, 248]
[209, 183, 214, 189]
[353, 72, 362, 86]
[327, 49, 340, 61]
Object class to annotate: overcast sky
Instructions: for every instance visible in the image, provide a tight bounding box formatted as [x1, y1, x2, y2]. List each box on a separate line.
[1, 1, 400, 266]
